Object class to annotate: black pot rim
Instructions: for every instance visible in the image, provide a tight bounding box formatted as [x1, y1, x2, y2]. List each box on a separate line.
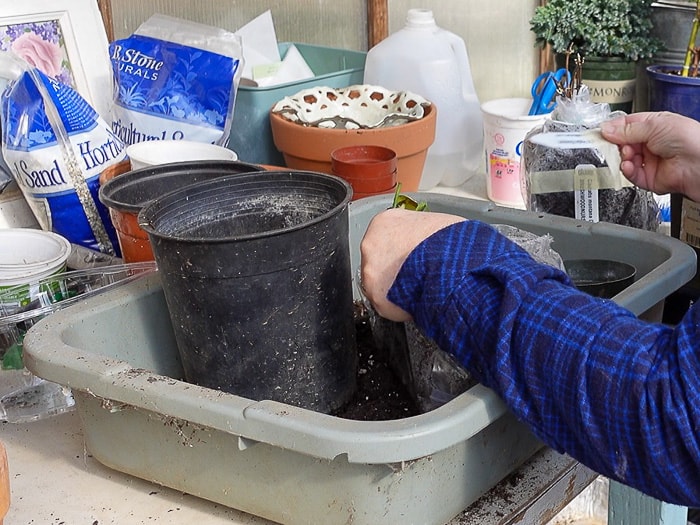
[98, 159, 264, 214]
[138, 170, 353, 243]
[564, 258, 637, 285]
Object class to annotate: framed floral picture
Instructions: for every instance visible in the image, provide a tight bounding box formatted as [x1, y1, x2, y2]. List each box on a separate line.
[0, 0, 113, 118]
[0, 19, 76, 87]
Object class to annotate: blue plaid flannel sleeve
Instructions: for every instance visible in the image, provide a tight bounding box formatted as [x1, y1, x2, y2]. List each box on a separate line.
[388, 219, 700, 506]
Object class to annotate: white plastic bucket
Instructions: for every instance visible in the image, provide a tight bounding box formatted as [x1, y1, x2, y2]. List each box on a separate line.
[127, 140, 238, 170]
[481, 98, 549, 208]
[0, 229, 71, 309]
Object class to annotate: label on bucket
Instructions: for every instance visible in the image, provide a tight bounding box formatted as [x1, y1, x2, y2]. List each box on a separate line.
[482, 99, 545, 208]
[487, 148, 524, 207]
[0, 267, 65, 313]
[0, 282, 37, 313]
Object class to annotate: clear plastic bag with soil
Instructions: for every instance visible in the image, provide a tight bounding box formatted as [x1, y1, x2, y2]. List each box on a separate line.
[340, 224, 566, 417]
[521, 90, 660, 232]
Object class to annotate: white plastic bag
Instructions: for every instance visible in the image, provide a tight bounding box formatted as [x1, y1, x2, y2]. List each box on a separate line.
[522, 87, 660, 231]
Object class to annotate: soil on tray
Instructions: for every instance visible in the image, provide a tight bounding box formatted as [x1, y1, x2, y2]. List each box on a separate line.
[332, 302, 420, 421]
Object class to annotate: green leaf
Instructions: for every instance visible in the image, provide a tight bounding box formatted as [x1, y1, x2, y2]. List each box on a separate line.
[529, 0, 662, 60]
[391, 182, 429, 211]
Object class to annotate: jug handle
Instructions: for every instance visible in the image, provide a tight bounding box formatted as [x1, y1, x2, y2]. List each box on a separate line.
[442, 30, 478, 98]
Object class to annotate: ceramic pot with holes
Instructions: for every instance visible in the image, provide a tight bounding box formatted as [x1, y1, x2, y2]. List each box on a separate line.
[270, 104, 436, 192]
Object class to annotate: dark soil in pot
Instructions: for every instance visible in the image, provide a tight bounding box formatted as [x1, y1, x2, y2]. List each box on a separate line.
[333, 302, 420, 420]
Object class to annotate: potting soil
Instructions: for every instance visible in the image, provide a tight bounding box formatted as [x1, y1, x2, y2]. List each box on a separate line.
[333, 303, 419, 420]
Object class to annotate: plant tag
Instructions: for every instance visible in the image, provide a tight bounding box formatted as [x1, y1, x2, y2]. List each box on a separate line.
[574, 164, 599, 222]
[528, 131, 597, 150]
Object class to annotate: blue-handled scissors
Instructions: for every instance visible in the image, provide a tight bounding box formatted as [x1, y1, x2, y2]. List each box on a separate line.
[528, 68, 571, 116]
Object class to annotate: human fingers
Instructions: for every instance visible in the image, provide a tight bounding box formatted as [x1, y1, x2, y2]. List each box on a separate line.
[618, 144, 650, 182]
[619, 155, 658, 190]
[599, 112, 658, 146]
[602, 117, 667, 192]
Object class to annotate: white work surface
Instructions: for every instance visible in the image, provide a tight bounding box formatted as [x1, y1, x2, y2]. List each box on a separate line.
[0, 175, 688, 524]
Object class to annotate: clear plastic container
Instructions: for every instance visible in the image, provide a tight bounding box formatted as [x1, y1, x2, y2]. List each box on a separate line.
[0, 262, 156, 422]
[363, 9, 483, 190]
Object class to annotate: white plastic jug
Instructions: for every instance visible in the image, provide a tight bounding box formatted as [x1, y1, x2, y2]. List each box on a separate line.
[363, 8, 483, 190]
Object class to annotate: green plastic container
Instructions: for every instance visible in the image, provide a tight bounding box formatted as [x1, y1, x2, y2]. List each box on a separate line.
[227, 42, 366, 166]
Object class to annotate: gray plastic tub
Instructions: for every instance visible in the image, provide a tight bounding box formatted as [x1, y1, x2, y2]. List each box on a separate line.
[23, 194, 696, 525]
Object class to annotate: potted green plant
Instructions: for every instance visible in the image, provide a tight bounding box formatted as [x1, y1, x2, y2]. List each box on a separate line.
[530, 0, 663, 112]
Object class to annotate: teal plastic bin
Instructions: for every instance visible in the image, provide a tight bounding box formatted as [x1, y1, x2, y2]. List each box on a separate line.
[228, 42, 366, 166]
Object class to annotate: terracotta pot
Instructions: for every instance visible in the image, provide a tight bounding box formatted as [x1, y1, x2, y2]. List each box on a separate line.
[270, 104, 436, 192]
[98, 158, 132, 186]
[108, 203, 154, 263]
[331, 145, 397, 199]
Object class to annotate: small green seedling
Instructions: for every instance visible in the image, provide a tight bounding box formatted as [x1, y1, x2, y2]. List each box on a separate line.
[391, 183, 429, 211]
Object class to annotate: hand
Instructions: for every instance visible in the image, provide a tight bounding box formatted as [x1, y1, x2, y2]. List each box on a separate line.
[600, 111, 700, 202]
[359, 208, 465, 321]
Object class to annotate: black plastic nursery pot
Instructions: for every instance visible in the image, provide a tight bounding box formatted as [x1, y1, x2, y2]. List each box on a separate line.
[138, 170, 357, 414]
[98, 160, 264, 262]
[564, 259, 637, 299]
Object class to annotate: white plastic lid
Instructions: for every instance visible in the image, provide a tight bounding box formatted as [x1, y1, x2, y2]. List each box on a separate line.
[0, 229, 71, 281]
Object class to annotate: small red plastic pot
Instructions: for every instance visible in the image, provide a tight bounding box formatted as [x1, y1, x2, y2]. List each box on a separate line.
[331, 145, 397, 199]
